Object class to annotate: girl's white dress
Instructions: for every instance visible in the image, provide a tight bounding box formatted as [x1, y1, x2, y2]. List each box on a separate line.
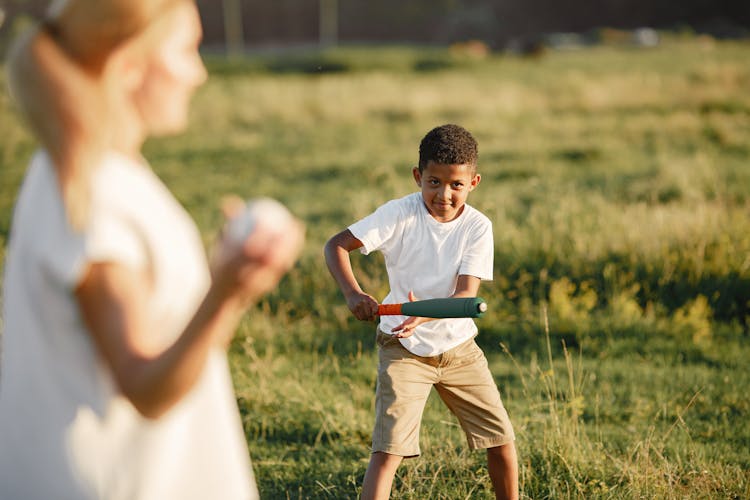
[0, 151, 258, 499]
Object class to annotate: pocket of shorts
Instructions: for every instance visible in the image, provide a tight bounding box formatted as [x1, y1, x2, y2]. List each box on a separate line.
[376, 330, 400, 348]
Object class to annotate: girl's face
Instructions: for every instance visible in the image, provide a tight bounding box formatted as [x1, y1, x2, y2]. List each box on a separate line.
[133, 2, 207, 136]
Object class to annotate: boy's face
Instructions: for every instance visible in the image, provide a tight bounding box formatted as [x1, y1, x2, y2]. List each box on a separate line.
[413, 161, 481, 223]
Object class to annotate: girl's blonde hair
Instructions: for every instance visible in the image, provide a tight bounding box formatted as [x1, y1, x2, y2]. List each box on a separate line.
[6, 0, 186, 230]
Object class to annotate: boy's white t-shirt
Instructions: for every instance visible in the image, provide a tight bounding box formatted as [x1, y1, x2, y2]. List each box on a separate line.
[348, 192, 493, 357]
[0, 151, 257, 500]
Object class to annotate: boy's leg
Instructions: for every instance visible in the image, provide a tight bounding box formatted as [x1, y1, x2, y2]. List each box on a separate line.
[432, 338, 517, 499]
[367, 329, 437, 498]
[361, 452, 403, 500]
[487, 443, 519, 500]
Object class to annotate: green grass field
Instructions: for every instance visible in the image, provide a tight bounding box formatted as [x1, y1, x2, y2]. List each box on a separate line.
[1, 36, 749, 498]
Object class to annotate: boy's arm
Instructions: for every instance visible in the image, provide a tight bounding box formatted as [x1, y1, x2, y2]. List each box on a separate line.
[323, 229, 379, 321]
[452, 274, 482, 298]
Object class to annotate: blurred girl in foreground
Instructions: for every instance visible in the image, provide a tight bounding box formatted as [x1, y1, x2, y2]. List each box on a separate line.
[0, 1, 304, 498]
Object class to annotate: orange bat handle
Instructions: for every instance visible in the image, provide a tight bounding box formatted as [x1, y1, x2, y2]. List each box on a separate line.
[377, 303, 403, 315]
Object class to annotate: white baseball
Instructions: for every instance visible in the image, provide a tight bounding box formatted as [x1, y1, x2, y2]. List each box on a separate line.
[228, 197, 294, 243]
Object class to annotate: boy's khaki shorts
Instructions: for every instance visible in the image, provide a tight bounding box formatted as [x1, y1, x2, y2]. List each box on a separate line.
[372, 329, 515, 458]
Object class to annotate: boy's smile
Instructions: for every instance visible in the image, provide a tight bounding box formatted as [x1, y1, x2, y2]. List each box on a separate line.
[413, 161, 481, 223]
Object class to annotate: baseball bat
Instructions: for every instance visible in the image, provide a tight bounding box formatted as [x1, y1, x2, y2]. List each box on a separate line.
[377, 297, 487, 318]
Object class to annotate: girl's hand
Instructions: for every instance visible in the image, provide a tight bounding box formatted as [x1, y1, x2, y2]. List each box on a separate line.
[210, 196, 305, 308]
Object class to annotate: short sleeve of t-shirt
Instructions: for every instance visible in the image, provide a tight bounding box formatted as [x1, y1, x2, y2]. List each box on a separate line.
[13, 153, 145, 290]
[36, 155, 150, 290]
[348, 198, 406, 256]
[85, 202, 146, 273]
[84, 156, 155, 275]
[459, 215, 494, 281]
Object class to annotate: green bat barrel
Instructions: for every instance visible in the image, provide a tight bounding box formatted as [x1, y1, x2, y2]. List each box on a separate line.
[400, 297, 487, 318]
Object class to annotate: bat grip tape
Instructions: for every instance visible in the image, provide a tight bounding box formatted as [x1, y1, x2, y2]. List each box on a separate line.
[377, 303, 402, 315]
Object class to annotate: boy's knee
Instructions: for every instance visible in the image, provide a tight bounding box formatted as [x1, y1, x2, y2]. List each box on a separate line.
[371, 451, 404, 469]
[487, 442, 517, 461]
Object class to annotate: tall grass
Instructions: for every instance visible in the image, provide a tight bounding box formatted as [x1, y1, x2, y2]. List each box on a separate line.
[502, 305, 746, 499]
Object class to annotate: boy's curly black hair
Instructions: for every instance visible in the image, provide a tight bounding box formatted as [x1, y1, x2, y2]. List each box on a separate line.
[418, 124, 478, 172]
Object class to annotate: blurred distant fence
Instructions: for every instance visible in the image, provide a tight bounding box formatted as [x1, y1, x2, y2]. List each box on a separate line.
[1, 0, 748, 56]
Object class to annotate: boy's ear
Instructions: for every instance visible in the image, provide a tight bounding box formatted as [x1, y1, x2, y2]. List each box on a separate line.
[469, 173, 481, 191]
[412, 166, 422, 186]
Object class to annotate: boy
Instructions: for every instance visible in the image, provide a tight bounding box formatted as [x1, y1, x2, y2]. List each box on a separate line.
[324, 124, 518, 500]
